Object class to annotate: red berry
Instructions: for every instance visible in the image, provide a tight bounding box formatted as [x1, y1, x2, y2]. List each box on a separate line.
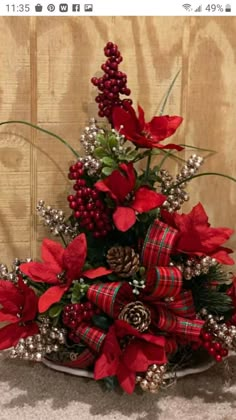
[201, 331, 212, 342]
[220, 348, 228, 357]
[69, 164, 77, 172]
[203, 341, 211, 350]
[208, 347, 216, 356]
[87, 223, 94, 231]
[67, 195, 74, 202]
[215, 354, 223, 363]
[213, 342, 222, 351]
[69, 201, 77, 209]
[91, 77, 99, 86]
[74, 211, 81, 218]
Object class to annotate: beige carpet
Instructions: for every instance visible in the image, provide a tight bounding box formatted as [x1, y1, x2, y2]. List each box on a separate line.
[0, 352, 236, 420]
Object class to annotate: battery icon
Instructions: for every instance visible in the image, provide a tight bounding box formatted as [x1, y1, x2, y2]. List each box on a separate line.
[225, 4, 231, 12]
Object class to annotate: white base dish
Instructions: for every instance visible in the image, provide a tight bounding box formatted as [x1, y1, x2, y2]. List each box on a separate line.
[42, 356, 220, 380]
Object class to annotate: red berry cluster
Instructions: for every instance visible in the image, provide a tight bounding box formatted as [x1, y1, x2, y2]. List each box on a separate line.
[201, 330, 228, 362]
[68, 162, 112, 238]
[63, 302, 99, 343]
[91, 41, 132, 122]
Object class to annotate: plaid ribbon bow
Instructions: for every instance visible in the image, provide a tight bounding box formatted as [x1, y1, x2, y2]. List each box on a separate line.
[140, 219, 204, 342]
[76, 220, 204, 357]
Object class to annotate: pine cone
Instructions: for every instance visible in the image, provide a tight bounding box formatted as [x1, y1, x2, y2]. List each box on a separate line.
[106, 246, 139, 278]
[119, 301, 151, 332]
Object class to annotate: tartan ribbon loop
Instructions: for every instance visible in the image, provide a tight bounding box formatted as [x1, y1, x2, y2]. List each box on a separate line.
[83, 219, 204, 352]
[140, 219, 204, 342]
[141, 220, 178, 268]
[144, 266, 182, 299]
[87, 281, 133, 318]
[75, 324, 106, 353]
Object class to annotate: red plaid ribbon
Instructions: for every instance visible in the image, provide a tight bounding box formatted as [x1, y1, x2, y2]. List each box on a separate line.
[75, 324, 106, 353]
[142, 220, 177, 268]
[141, 219, 204, 342]
[87, 281, 132, 318]
[84, 219, 204, 355]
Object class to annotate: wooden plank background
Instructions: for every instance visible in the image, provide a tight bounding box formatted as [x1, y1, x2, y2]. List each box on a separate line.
[0, 16, 235, 266]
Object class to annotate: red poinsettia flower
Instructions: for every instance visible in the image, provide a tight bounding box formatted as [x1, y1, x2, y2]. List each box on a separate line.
[20, 233, 112, 313]
[95, 163, 166, 232]
[112, 103, 183, 150]
[94, 320, 167, 394]
[162, 203, 234, 265]
[0, 277, 39, 350]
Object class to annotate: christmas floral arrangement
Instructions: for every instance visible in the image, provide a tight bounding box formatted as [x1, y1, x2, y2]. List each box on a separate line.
[0, 41, 236, 395]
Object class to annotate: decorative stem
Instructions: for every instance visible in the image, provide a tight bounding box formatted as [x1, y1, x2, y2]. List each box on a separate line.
[59, 232, 67, 247]
[166, 172, 236, 193]
[144, 151, 152, 181]
[0, 120, 80, 158]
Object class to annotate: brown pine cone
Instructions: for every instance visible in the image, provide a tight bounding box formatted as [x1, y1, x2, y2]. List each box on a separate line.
[106, 246, 139, 278]
[119, 301, 151, 332]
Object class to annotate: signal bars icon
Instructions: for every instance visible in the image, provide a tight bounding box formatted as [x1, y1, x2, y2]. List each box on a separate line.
[195, 5, 202, 12]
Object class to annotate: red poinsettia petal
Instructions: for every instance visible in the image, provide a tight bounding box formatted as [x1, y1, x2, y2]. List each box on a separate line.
[18, 278, 38, 322]
[152, 142, 184, 151]
[83, 267, 112, 279]
[41, 238, 64, 271]
[0, 311, 18, 322]
[112, 105, 140, 139]
[117, 366, 136, 394]
[94, 352, 119, 380]
[147, 115, 183, 141]
[113, 206, 136, 232]
[122, 341, 150, 372]
[96, 164, 135, 203]
[137, 105, 145, 130]
[119, 163, 136, 190]
[63, 233, 87, 283]
[94, 325, 121, 380]
[210, 248, 235, 265]
[132, 187, 166, 213]
[0, 280, 23, 312]
[20, 262, 59, 284]
[0, 322, 39, 350]
[122, 336, 166, 372]
[38, 285, 68, 313]
[114, 320, 143, 339]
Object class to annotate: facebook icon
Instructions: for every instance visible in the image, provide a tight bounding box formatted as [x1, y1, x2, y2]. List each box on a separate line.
[72, 4, 80, 12]
[59, 4, 68, 12]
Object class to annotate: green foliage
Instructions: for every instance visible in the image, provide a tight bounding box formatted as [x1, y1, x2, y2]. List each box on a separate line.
[92, 314, 113, 331]
[102, 376, 119, 391]
[49, 303, 63, 318]
[93, 129, 139, 172]
[71, 281, 89, 303]
[192, 285, 233, 315]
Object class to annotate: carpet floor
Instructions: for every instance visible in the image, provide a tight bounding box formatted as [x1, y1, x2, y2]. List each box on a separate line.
[0, 352, 236, 420]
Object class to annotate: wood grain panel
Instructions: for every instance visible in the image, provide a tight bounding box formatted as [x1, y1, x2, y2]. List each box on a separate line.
[0, 16, 235, 266]
[0, 17, 32, 263]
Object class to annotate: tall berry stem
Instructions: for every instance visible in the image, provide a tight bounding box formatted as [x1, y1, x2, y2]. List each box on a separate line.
[0, 120, 79, 158]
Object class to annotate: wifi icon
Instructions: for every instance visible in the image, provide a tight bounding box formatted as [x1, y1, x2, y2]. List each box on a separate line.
[182, 4, 192, 11]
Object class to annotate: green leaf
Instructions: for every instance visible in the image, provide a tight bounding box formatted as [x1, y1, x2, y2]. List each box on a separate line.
[108, 135, 118, 150]
[102, 166, 114, 176]
[92, 314, 112, 331]
[102, 376, 118, 391]
[101, 157, 116, 167]
[94, 147, 106, 158]
[71, 281, 89, 303]
[49, 303, 63, 318]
